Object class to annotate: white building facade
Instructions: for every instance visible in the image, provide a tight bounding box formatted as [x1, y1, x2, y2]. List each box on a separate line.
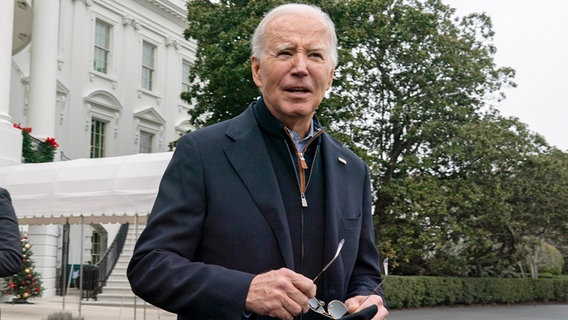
[1, 0, 196, 298]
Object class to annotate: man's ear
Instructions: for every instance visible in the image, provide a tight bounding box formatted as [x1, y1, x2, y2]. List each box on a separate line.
[251, 56, 262, 88]
[326, 68, 335, 90]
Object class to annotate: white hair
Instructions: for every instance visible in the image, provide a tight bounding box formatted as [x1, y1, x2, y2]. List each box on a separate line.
[251, 3, 338, 67]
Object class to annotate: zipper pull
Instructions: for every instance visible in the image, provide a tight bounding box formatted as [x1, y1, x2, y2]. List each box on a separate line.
[301, 193, 308, 207]
[299, 152, 308, 169]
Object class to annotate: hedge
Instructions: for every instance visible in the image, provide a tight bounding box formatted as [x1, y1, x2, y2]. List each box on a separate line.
[383, 276, 568, 309]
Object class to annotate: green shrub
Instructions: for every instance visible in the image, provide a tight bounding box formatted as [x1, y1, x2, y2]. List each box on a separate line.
[383, 275, 568, 309]
[538, 243, 564, 275]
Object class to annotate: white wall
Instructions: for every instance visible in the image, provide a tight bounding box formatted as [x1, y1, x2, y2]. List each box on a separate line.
[9, 0, 196, 161]
[8, 0, 197, 298]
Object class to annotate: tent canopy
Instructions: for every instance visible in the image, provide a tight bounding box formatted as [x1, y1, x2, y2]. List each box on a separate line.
[0, 152, 173, 225]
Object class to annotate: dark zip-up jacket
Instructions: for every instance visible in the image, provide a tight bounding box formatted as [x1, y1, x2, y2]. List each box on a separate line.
[0, 187, 23, 277]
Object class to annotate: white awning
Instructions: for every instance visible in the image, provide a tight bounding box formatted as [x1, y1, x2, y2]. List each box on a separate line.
[0, 152, 173, 225]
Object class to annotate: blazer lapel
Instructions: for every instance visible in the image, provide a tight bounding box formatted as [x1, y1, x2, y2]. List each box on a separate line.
[223, 107, 294, 269]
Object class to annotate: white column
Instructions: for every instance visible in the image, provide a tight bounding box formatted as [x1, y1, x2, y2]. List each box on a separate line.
[28, 0, 60, 138]
[27, 225, 60, 298]
[0, 0, 15, 124]
[0, 0, 22, 167]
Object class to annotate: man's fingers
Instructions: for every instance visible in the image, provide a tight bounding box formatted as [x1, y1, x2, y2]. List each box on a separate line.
[292, 276, 317, 298]
[245, 268, 316, 318]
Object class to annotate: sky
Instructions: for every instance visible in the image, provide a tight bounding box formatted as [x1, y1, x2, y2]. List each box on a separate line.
[442, 0, 568, 151]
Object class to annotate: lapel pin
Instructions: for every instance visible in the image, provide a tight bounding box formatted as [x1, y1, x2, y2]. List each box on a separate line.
[338, 157, 347, 165]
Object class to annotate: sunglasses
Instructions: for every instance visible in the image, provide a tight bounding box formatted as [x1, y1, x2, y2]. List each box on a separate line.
[308, 297, 349, 319]
[308, 240, 389, 319]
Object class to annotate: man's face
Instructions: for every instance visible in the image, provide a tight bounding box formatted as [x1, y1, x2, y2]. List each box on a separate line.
[252, 13, 335, 125]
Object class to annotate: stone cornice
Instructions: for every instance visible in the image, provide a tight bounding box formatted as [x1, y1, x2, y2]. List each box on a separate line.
[134, 0, 187, 24]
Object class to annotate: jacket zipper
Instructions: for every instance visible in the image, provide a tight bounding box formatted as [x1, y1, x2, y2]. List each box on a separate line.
[286, 128, 322, 320]
[286, 129, 323, 208]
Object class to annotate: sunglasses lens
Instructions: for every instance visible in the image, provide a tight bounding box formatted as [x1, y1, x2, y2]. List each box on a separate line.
[309, 297, 327, 314]
[308, 297, 319, 309]
[328, 300, 349, 319]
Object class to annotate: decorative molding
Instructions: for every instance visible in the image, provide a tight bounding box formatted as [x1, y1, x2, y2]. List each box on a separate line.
[73, 0, 94, 6]
[114, 112, 120, 140]
[134, 119, 140, 144]
[135, 0, 187, 24]
[56, 81, 69, 126]
[84, 90, 123, 113]
[133, 107, 166, 126]
[21, 77, 30, 116]
[89, 71, 119, 86]
[85, 104, 92, 131]
[165, 36, 181, 50]
[16, 0, 30, 10]
[122, 15, 141, 30]
[137, 88, 162, 104]
[177, 103, 190, 113]
[175, 119, 194, 135]
[84, 91, 123, 132]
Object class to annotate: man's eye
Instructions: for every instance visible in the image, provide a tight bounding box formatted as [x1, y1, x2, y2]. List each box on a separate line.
[310, 53, 324, 59]
[278, 51, 292, 57]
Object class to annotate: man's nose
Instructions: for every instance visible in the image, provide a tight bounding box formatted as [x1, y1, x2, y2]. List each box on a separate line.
[291, 54, 308, 76]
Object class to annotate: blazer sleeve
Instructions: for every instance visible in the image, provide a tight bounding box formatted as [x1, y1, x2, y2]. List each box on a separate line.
[346, 165, 386, 303]
[0, 188, 23, 277]
[127, 134, 255, 320]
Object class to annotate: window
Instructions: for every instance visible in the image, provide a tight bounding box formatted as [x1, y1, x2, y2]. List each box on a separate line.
[91, 232, 101, 264]
[134, 107, 165, 152]
[90, 119, 106, 158]
[141, 41, 155, 90]
[182, 60, 191, 92]
[94, 20, 111, 73]
[139, 131, 153, 153]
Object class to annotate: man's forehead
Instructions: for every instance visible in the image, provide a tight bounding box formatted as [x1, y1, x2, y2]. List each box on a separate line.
[273, 41, 327, 52]
[266, 12, 328, 34]
[266, 21, 329, 47]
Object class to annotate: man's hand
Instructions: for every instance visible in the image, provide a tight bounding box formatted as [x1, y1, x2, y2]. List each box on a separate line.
[344, 295, 388, 320]
[245, 268, 316, 320]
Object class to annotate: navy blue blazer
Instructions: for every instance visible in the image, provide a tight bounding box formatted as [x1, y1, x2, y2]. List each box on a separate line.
[128, 100, 382, 319]
[0, 187, 23, 277]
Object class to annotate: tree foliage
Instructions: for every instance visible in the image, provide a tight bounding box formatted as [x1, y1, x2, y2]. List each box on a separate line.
[181, 0, 568, 276]
[3, 234, 44, 302]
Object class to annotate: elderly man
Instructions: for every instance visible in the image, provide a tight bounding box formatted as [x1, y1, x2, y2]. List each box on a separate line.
[128, 3, 387, 320]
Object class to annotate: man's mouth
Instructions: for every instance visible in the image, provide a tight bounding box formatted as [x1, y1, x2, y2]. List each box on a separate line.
[285, 87, 310, 93]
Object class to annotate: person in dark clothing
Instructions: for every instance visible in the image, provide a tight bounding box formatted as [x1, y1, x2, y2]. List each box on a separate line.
[0, 187, 23, 277]
[128, 3, 387, 320]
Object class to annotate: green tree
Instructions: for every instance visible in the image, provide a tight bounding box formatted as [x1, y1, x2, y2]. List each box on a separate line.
[182, 0, 272, 127]
[180, 0, 562, 276]
[504, 148, 568, 276]
[3, 234, 44, 302]
[507, 149, 568, 244]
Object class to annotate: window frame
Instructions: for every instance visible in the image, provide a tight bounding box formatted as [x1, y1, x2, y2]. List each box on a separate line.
[93, 19, 112, 74]
[182, 59, 191, 93]
[90, 118, 106, 158]
[138, 130, 154, 153]
[141, 40, 156, 91]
